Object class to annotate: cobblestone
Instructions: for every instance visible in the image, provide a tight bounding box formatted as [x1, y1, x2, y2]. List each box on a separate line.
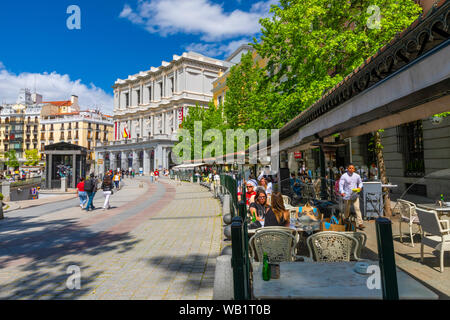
[0, 177, 222, 300]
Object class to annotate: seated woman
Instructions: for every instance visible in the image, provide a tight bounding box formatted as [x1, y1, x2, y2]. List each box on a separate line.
[248, 189, 270, 229]
[264, 192, 290, 228]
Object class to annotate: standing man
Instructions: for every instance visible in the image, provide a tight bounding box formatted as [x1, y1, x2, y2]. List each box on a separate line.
[84, 173, 98, 211]
[339, 164, 365, 230]
[154, 169, 159, 183]
[213, 171, 220, 198]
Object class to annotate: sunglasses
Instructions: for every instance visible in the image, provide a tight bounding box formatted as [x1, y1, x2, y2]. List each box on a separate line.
[258, 196, 266, 199]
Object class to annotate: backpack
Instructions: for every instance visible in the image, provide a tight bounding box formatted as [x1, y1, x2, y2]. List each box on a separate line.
[84, 179, 93, 192]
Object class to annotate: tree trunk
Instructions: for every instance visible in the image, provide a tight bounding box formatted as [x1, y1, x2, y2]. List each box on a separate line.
[374, 131, 392, 217]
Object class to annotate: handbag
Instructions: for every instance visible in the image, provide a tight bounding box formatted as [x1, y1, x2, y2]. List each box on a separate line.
[320, 215, 345, 232]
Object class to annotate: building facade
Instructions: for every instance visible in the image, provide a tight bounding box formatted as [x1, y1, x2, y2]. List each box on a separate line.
[0, 89, 43, 166]
[95, 52, 233, 175]
[40, 99, 113, 172]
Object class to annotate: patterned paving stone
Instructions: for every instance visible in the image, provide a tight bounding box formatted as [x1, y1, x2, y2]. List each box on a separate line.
[0, 177, 222, 300]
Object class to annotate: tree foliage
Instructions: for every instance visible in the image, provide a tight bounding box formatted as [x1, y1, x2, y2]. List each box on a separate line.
[254, 0, 422, 123]
[5, 150, 19, 169]
[24, 149, 40, 166]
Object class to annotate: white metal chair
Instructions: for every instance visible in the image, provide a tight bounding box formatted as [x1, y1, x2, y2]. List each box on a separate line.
[306, 231, 360, 262]
[282, 195, 291, 206]
[416, 207, 450, 273]
[398, 199, 421, 247]
[249, 229, 297, 263]
[342, 231, 367, 261]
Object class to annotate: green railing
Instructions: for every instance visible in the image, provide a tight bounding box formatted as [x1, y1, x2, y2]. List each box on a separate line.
[221, 172, 251, 300]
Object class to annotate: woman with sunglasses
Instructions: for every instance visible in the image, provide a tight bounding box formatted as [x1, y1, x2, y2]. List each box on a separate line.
[248, 189, 270, 229]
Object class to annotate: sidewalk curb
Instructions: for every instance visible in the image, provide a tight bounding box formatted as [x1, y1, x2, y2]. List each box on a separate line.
[3, 195, 78, 213]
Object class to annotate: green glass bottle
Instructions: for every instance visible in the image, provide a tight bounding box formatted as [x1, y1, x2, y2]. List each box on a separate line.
[262, 252, 271, 281]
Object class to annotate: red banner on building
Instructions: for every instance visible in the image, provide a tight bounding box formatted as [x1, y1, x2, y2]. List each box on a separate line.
[294, 152, 302, 159]
[177, 108, 184, 128]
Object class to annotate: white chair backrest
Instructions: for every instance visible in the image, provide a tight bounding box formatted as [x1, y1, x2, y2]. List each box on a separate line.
[307, 231, 358, 262]
[398, 199, 417, 220]
[416, 207, 443, 236]
[250, 229, 296, 263]
[282, 195, 291, 206]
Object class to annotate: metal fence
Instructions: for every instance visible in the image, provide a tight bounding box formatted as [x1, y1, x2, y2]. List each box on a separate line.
[221, 173, 251, 300]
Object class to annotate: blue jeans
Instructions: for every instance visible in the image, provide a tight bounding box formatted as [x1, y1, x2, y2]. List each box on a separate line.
[85, 192, 96, 210]
[78, 191, 87, 207]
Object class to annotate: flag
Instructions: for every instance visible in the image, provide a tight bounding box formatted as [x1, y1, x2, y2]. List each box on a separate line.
[123, 127, 129, 139]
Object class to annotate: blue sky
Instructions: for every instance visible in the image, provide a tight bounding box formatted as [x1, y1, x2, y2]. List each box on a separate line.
[0, 0, 276, 113]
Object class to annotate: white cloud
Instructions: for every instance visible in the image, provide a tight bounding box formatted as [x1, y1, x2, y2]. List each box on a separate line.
[0, 65, 114, 114]
[120, 0, 277, 41]
[185, 38, 251, 58]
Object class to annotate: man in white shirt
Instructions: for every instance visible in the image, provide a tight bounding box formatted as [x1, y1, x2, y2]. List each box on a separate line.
[339, 164, 365, 230]
[213, 171, 220, 197]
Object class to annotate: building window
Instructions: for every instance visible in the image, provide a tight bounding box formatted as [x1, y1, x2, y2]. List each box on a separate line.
[170, 78, 174, 94]
[125, 92, 129, 107]
[218, 96, 223, 106]
[148, 86, 152, 102]
[398, 121, 425, 177]
[136, 89, 140, 105]
[159, 82, 163, 99]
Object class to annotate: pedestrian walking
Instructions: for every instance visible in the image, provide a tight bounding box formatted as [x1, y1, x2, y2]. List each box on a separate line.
[84, 173, 98, 211]
[101, 175, 113, 210]
[339, 163, 365, 230]
[150, 171, 154, 183]
[131, 170, 135, 179]
[113, 172, 121, 189]
[77, 177, 87, 209]
[154, 169, 159, 183]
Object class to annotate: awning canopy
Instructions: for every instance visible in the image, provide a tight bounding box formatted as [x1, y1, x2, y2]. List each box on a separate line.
[172, 163, 206, 170]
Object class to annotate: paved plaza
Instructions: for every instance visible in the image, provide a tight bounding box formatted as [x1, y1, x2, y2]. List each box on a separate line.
[0, 177, 223, 300]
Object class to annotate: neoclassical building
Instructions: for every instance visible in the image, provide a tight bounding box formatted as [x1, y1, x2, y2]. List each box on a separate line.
[95, 51, 233, 175]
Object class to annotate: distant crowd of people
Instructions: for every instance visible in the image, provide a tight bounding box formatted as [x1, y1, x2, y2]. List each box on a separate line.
[76, 168, 170, 211]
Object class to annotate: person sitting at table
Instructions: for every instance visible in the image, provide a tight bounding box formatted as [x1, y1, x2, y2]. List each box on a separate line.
[264, 192, 290, 227]
[238, 179, 258, 205]
[248, 189, 270, 229]
[290, 173, 302, 197]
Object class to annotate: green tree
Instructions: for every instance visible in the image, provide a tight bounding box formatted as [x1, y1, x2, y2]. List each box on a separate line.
[5, 150, 20, 169]
[24, 149, 40, 166]
[254, 0, 422, 122]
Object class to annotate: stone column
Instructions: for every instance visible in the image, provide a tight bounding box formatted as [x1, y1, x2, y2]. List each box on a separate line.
[48, 154, 53, 189]
[143, 149, 150, 175]
[72, 152, 77, 188]
[2, 181, 11, 202]
[97, 152, 105, 177]
[121, 151, 128, 171]
[139, 117, 143, 138]
[132, 149, 139, 172]
[110, 152, 117, 171]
